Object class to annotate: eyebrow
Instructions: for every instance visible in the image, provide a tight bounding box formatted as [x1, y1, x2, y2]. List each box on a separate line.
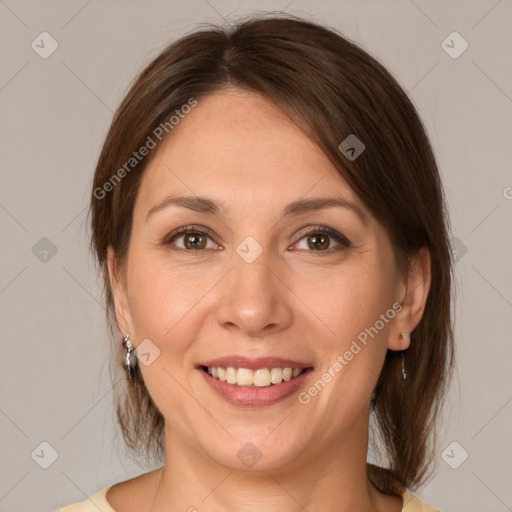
[145, 195, 368, 224]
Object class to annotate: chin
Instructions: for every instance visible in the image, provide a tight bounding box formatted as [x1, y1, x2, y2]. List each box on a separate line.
[197, 427, 308, 473]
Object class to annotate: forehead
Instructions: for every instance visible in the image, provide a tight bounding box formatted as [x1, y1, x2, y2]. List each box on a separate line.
[134, 90, 363, 218]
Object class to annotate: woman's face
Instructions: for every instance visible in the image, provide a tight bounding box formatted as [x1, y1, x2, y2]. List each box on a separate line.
[109, 89, 414, 472]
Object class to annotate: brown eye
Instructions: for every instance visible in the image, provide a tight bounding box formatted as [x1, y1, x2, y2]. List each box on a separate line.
[182, 233, 207, 250]
[293, 225, 351, 253]
[163, 225, 218, 251]
[306, 233, 330, 250]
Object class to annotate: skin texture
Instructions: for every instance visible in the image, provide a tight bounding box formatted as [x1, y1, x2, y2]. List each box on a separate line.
[106, 89, 431, 512]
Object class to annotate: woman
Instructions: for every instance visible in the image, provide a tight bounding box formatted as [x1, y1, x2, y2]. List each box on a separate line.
[58, 13, 454, 512]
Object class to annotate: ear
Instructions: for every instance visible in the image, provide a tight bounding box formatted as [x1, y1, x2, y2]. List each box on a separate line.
[388, 246, 431, 351]
[107, 246, 134, 337]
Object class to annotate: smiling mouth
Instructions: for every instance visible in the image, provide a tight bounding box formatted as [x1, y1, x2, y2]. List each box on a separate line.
[201, 366, 312, 388]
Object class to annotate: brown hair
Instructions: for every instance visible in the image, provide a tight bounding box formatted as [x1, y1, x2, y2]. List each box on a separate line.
[89, 12, 455, 495]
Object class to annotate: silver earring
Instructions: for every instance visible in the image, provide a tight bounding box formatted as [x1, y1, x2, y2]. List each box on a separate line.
[400, 350, 407, 380]
[122, 333, 137, 379]
[399, 332, 409, 380]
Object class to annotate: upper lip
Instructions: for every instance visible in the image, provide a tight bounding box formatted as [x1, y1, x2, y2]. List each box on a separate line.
[198, 356, 313, 370]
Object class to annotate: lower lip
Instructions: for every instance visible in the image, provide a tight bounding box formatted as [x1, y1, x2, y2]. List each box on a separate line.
[198, 368, 313, 407]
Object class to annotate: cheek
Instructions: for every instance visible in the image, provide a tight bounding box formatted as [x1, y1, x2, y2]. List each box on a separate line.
[305, 257, 397, 395]
[125, 248, 232, 368]
[124, 252, 209, 431]
[125, 250, 202, 350]
[304, 261, 395, 343]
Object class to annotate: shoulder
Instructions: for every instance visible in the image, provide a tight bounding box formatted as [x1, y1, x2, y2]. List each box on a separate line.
[56, 487, 114, 512]
[57, 469, 162, 512]
[367, 464, 439, 511]
[402, 490, 440, 511]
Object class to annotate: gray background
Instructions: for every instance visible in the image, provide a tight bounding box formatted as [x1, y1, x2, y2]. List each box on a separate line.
[1, 1, 511, 511]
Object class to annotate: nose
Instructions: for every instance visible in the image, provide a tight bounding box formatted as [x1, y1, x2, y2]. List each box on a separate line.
[215, 246, 294, 338]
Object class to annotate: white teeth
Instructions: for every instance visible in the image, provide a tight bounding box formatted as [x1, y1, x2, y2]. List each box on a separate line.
[270, 367, 283, 384]
[253, 368, 271, 387]
[205, 366, 306, 387]
[225, 366, 237, 384]
[236, 368, 253, 386]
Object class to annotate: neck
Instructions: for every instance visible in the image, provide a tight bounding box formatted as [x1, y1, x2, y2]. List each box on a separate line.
[148, 413, 402, 512]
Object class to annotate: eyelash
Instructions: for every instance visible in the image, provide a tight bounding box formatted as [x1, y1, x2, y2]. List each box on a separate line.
[161, 224, 351, 255]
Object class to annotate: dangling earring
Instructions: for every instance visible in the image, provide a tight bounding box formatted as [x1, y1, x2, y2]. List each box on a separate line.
[400, 332, 409, 380]
[400, 350, 407, 380]
[122, 333, 137, 379]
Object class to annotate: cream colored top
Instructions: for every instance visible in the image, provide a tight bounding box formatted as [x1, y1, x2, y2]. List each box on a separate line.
[57, 486, 439, 511]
